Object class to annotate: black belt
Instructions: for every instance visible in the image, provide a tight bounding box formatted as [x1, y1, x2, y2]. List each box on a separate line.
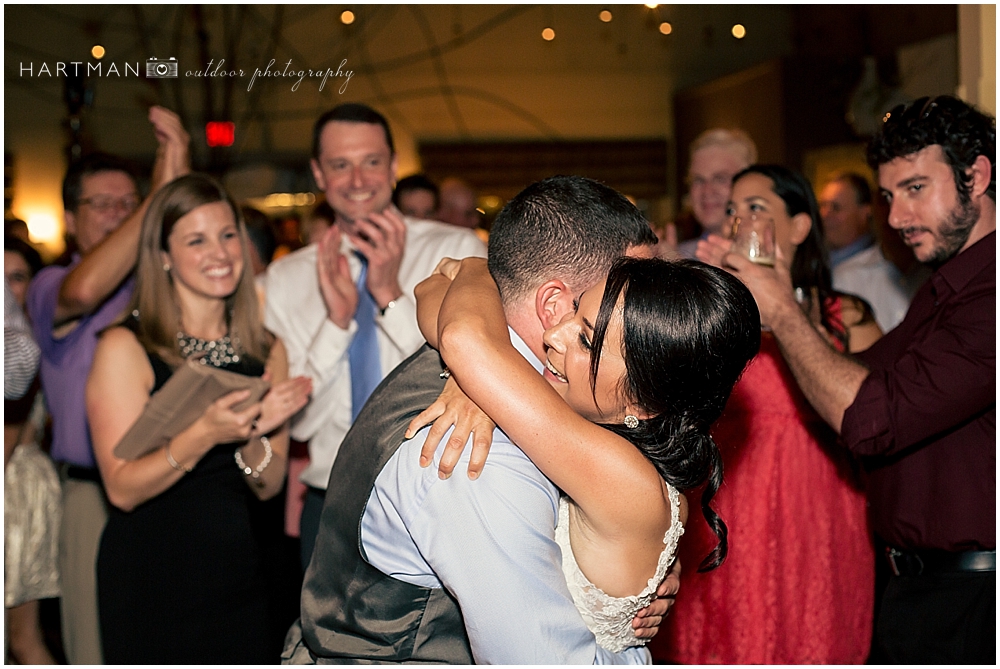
[61, 464, 102, 484]
[885, 546, 996, 577]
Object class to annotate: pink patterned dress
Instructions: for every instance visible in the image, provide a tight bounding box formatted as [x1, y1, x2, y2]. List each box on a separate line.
[653, 312, 874, 664]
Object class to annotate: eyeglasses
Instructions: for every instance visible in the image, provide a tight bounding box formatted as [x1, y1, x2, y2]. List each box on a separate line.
[78, 194, 140, 214]
[690, 173, 736, 190]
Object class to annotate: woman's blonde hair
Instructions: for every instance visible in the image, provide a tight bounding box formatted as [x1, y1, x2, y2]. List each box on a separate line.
[126, 173, 270, 366]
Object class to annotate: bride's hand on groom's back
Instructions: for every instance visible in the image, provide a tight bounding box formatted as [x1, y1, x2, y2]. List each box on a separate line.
[405, 376, 496, 480]
[632, 558, 681, 639]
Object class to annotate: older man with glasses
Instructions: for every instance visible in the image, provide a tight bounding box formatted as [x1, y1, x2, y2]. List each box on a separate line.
[26, 106, 189, 664]
[669, 128, 758, 260]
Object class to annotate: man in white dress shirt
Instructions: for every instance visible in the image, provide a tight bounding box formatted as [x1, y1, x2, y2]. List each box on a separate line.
[264, 104, 486, 568]
[283, 176, 672, 664]
[819, 172, 918, 332]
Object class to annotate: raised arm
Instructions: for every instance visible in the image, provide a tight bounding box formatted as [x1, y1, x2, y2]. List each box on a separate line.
[55, 107, 190, 329]
[724, 251, 869, 432]
[433, 260, 667, 540]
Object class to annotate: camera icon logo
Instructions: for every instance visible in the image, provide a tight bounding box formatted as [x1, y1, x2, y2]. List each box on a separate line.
[146, 57, 179, 79]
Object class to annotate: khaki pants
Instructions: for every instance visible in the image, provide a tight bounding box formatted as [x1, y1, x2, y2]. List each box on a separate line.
[58, 476, 107, 665]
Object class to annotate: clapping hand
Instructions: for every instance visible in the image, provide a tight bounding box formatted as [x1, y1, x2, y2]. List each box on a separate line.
[317, 225, 359, 329]
[348, 205, 406, 310]
[654, 222, 681, 260]
[197, 389, 262, 444]
[253, 374, 312, 438]
[149, 106, 190, 189]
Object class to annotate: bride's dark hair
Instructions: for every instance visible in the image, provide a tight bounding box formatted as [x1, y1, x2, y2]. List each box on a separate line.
[590, 258, 760, 572]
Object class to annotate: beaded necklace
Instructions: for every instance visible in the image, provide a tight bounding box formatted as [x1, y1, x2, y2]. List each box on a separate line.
[176, 332, 241, 367]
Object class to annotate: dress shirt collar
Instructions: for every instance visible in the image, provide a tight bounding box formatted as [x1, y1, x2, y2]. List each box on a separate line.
[934, 230, 995, 295]
[508, 327, 544, 374]
[828, 234, 874, 267]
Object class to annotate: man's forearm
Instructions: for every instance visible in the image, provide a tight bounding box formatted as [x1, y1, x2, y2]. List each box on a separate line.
[770, 300, 870, 434]
[55, 201, 146, 326]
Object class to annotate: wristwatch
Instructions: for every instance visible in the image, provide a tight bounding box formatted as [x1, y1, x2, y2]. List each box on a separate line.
[379, 299, 397, 317]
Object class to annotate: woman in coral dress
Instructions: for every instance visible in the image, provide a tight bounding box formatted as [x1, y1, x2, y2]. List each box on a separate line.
[655, 165, 880, 664]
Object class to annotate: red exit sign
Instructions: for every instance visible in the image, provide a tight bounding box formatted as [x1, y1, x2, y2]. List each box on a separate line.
[205, 121, 235, 147]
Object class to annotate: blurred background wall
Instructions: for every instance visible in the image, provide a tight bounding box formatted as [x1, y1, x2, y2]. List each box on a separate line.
[4, 4, 995, 258]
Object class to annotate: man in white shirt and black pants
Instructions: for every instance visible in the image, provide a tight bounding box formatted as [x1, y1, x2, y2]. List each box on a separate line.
[265, 104, 486, 568]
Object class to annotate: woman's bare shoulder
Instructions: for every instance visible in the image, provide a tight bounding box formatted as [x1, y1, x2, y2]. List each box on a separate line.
[94, 326, 147, 358]
[92, 326, 154, 386]
[98, 324, 139, 343]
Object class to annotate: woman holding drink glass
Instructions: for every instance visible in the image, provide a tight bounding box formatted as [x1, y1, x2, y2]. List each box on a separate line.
[657, 165, 882, 664]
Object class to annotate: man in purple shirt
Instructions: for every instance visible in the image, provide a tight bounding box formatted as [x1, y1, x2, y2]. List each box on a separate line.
[723, 96, 994, 663]
[26, 107, 188, 664]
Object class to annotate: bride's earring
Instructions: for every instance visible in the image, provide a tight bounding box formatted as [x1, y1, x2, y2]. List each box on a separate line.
[163, 263, 172, 272]
[624, 415, 639, 429]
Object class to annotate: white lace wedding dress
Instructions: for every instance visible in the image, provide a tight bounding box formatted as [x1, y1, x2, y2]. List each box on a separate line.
[555, 484, 683, 653]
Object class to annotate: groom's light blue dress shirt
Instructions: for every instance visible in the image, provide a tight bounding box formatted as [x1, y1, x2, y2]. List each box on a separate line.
[361, 329, 650, 664]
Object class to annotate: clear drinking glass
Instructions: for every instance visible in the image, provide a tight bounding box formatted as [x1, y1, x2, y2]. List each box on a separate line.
[731, 213, 776, 267]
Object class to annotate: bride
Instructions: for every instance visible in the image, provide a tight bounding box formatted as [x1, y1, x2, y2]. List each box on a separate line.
[409, 255, 760, 651]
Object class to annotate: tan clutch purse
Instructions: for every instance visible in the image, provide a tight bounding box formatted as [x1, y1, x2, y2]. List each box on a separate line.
[113, 359, 270, 461]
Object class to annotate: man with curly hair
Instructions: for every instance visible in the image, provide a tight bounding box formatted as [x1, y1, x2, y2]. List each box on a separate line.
[724, 95, 995, 663]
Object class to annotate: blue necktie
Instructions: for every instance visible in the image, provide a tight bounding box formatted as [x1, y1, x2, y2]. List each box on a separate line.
[348, 253, 382, 420]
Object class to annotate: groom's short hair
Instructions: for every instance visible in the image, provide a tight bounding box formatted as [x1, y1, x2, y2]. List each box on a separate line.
[487, 175, 657, 304]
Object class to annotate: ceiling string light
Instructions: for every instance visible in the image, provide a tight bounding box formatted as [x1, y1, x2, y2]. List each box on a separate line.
[542, 5, 555, 41]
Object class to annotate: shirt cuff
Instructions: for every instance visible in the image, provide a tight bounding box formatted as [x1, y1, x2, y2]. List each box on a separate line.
[377, 294, 424, 353]
[840, 369, 892, 456]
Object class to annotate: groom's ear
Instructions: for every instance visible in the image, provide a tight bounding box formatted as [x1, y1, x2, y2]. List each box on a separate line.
[534, 279, 575, 330]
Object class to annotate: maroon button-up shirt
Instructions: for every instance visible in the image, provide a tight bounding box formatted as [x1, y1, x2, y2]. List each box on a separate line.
[841, 231, 995, 552]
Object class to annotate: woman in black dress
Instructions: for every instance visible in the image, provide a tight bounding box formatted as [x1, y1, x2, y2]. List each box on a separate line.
[86, 174, 311, 663]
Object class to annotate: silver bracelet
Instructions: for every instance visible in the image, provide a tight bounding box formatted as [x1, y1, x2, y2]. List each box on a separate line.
[234, 435, 272, 488]
[165, 444, 193, 473]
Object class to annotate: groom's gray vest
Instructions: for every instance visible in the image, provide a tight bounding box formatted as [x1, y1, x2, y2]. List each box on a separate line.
[284, 345, 474, 664]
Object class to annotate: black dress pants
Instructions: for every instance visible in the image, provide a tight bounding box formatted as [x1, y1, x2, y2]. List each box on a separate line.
[876, 570, 994, 664]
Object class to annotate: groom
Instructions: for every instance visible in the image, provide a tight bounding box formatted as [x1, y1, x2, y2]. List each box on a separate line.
[284, 176, 664, 664]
